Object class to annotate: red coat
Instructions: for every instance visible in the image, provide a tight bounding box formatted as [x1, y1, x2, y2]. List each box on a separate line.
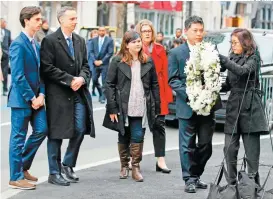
[150, 43, 173, 115]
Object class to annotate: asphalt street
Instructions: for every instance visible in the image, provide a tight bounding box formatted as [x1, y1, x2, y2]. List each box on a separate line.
[1, 80, 273, 199]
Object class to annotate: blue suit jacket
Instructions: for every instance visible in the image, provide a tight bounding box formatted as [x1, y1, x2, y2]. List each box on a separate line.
[7, 32, 45, 108]
[88, 36, 114, 67]
[168, 42, 193, 119]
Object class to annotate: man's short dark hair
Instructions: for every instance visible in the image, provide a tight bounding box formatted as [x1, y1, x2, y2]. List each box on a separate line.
[173, 38, 182, 45]
[157, 31, 164, 36]
[184, 16, 204, 30]
[19, 6, 41, 28]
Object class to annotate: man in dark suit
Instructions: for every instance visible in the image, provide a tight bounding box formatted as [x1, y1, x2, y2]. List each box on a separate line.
[1, 18, 12, 96]
[8, 6, 47, 190]
[40, 6, 95, 186]
[168, 16, 221, 193]
[89, 26, 114, 104]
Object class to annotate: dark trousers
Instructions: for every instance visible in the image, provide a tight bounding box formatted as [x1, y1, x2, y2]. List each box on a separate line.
[178, 113, 215, 184]
[9, 107, 47, 181]
[118, 117, 145, 144]
[224, 133, 260, 185]
[93, 65, 108, 100]
[1, 56, 9, 93]
[153, 115, 166, 157]
[47, 96, 87, 174]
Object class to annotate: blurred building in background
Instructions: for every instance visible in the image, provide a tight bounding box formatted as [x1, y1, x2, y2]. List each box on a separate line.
[1, 1, 272, 40]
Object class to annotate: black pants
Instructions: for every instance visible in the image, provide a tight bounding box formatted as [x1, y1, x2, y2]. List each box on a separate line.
[1, 56, 9, 93]
[153, 115, 166, 157]
[93, 65, 107, 100]
[224, 133, 260, 185]
[179, 113, 215, 184]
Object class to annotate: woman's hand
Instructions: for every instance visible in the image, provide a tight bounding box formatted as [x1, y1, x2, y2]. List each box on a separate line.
[110, 114, 119, 123]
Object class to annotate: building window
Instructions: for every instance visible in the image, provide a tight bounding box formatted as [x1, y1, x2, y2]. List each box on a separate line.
[263, 8, 266, 20]
[268, 8, 271, 21]
[262, 22, 265, 29]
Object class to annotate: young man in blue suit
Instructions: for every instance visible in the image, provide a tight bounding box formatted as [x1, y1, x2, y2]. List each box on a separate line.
[8, 6, 47, 190]
[89, 26, 114, 104]
[168, 16, 222, 193]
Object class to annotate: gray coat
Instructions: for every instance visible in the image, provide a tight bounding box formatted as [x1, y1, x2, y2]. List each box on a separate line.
[220, 53, 269, 134]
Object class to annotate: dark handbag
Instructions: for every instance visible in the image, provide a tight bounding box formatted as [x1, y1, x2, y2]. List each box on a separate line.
[207, 164, 238, 199]
[102, 89, 125, 135]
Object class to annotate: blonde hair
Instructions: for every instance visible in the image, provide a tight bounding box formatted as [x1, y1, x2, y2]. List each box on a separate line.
[90, 29, 98, 39]
[135, 19, 156, 44]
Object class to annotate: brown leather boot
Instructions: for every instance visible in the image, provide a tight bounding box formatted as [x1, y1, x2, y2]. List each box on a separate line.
[118, 143, 130, 179]
[130, 143, 144, 182]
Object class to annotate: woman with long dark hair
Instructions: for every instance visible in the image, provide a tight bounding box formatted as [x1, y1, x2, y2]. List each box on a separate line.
[219, 28, 269, 185]
[135, 19, 173, 173]
[104, 31, 160, 182]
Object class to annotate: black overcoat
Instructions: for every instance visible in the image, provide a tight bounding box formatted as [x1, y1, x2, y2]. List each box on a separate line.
[40, 28, 95, 139]
[220, 53, 269, 134]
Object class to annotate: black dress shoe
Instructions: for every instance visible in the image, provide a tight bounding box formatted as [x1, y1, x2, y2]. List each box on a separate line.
[196, 179, 208, 189]
[62, 164, 79, 183]
[156, 163, 171, 173]
[185, 183, 196, 193]
[48, 174, 70, 186]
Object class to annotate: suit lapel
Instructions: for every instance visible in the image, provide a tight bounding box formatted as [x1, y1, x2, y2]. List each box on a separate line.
[141, 61, 152, 78]
[56, 28, 74, 61]
[20, 32, 39, 66]
[73, 34, 80, 71]
[183, 42, 190, 60]
[94, 37, 99, 54]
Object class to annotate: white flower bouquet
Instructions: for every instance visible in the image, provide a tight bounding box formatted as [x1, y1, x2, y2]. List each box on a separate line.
[185, 42, 222, 116]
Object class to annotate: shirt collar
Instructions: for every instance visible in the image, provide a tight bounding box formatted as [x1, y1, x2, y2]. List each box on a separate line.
[99, 36, 105, 41]
[22, 31, 35, 42]
[61, 29, 72, 40]
[187, 41, 194, 52]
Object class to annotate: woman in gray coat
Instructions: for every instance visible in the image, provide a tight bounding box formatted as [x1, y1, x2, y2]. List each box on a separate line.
[219, 28, 269, 186]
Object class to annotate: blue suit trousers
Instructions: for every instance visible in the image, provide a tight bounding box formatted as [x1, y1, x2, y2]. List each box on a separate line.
[9, 107, 47, 181]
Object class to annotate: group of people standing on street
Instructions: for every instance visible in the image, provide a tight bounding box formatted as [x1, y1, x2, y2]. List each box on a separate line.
[6, 5, 269, 195]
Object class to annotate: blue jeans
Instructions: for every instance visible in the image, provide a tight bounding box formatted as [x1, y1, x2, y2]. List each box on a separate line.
[47, 96, 87, 174]
[9, 107, 48, 181]
[118, 117, 145, 144]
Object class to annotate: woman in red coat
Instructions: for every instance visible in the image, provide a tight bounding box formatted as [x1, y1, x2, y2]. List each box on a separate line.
[136, 19, 173, 173]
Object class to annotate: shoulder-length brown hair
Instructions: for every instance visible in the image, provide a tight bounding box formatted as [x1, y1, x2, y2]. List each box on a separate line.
[117, 31, 148, 66]
[230, 28, 257, 56]
[135, 19, 156, 44]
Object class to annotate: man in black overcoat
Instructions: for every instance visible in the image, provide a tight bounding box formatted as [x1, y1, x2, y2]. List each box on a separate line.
[40, 6, 95, 186]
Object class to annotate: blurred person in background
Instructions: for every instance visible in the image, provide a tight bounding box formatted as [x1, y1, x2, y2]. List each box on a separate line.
[156, 31, 171, 53]
[105, 31, 160, 182]
[136, 19, 173, 174]
[173, 38, 182, 48]
[87, 29, 102, 97]
[34, 19, 53, 45]
[89, 26, 114, 104]
[1, 18, 12, 96]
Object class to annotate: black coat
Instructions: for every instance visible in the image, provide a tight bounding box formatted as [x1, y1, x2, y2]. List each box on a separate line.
[220, 53, 269, 134]
[40, 28, 95, 139]
[105, 56, 160, 133]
